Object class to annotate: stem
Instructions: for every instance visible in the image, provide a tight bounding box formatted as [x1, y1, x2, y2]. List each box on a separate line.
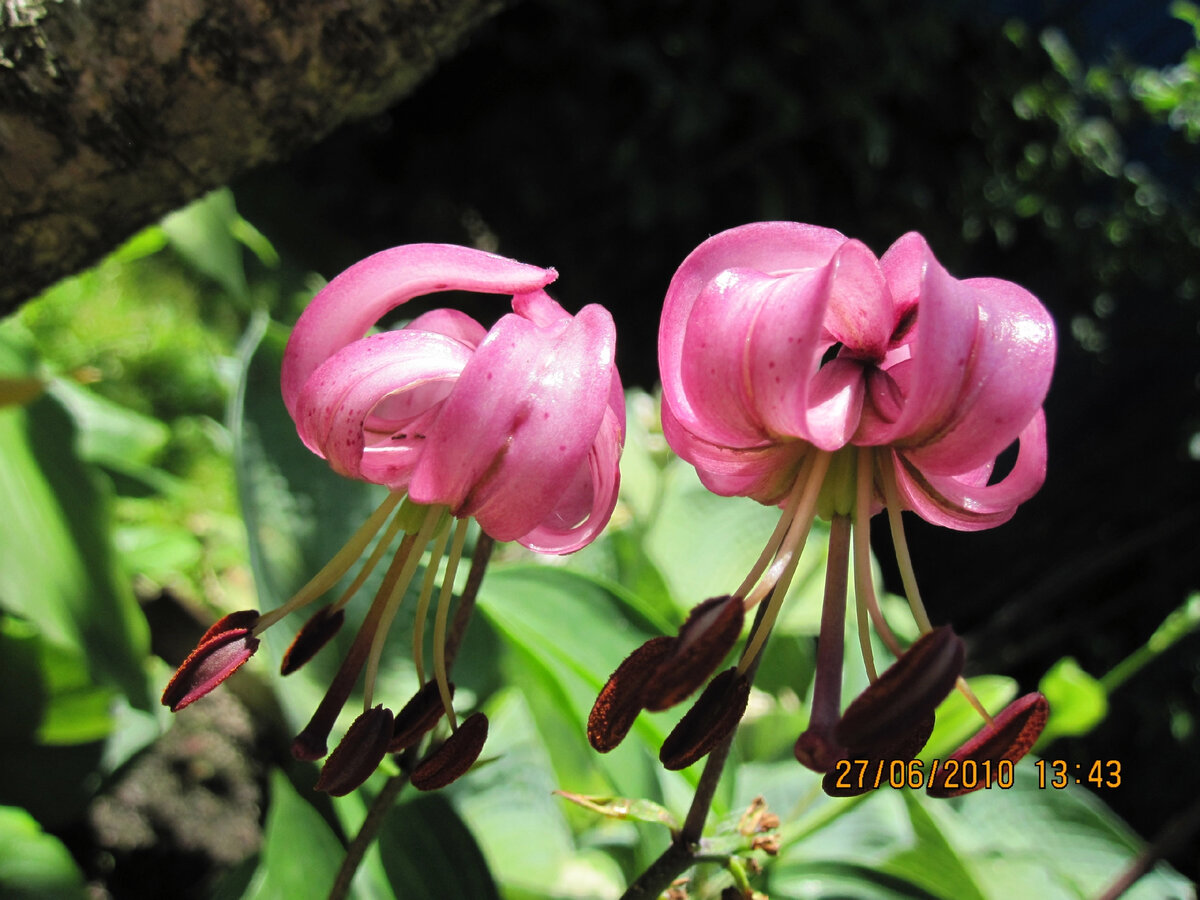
[328, 532, 496, 900]
[620, 599, 774, 900]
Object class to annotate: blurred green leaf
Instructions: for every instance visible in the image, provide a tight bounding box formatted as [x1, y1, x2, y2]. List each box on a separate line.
[0, 393, 150, 707]
[161, 189, 249, 300]
[884, 791, 986, 900]
[1038, 657, 1108, 743]
[0, 806, 87, 900]
[928, 765, 1195, 899]
[244, 770, 346, 900]
[379, 793, 500, 900]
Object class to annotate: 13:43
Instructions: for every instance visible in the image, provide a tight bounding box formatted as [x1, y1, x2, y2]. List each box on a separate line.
[1035, 758, 1122, 789]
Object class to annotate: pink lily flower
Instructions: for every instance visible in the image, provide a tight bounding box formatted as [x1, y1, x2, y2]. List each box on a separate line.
[591, 222, 1054, 793]
[167, 244, 625, 795]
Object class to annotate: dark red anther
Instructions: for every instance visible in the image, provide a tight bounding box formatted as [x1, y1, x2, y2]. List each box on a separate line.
[587, 636, 674, 752]
[389, 681, 456, 752]
[162, 621, 260, 712]
[197, 609, 260, 645]
[835, 625, 965, 753]
[659, 667, 751, 771]
[643, 595, 745, 712]
[927, 692, 1049, 798]
[314, 705, 395, 797]
[280, 605, 345, 675]
[794, 727, 845, 774]
[411, 712, 489, 791]
[820, 712, 936, 797]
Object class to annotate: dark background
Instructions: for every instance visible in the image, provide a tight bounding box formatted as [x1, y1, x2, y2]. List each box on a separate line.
[235, 0, 1200, 881]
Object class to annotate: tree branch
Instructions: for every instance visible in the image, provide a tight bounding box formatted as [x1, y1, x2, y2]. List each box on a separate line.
[0, 0, 506, 314]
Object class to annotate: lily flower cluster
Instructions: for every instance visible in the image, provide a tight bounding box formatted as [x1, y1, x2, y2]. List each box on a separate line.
[589, 222, 1055, 795]
[164, 244, 625, 795]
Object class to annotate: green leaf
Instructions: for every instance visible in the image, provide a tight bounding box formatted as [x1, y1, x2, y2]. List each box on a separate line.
[244, 771, 346, 900]
[885, 791, 986, 900]
[47, 380, 172, 488]
[0, 394, 150, 707]
[0, 806, 87, 900]
[379, 793, 500, 900]
[480, 565, 673, 797]
[161, 189, 249, 300]
[920, 765, 1195, 900]
[1038, 657, 1108, 743]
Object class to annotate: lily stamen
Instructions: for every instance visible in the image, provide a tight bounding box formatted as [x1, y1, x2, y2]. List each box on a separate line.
[737, 450, 831, 674]
[253, 491, 404, 635]
[432, 517, 471, 732]
[362, 505, 447, 712]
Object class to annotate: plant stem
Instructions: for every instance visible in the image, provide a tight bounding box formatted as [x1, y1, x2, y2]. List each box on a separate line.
[619, 596, 774, 900]
[327, 532, 495, 900]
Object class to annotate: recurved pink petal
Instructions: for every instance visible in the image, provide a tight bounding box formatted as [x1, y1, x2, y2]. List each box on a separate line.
[292, 330, 472, 487]
[518, 403, 624, 553]
[405, 308, 489, 348]
[409, 298, 617, 544]
[901, 276, 1056, 475]
[873, 237, 979, 447]
[802, 357, 867, 450]
[660, 222, 847, 442]
[660, 398, 810, 504]
[825, 238, 893, 359]
[889, 411, 1048, 530]
[283, 244, 557, 418]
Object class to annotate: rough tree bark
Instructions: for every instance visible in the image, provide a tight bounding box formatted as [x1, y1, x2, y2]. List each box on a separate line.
[0, 0, 505, 315]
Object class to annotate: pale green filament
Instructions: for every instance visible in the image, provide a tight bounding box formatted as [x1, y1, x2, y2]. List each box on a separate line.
[254, 491, 404, 633]
[362, 506, 446, 711]
[329, 500, 410, 615]
[736, 450, 832, 674]
[734, 453, 815, 601]
[878, 453, 994, 725]
[877, 453, 933, 633]
[411, 516, 455, 687]
[432, 517, 471, 732]
[851, 447, 880, 681]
